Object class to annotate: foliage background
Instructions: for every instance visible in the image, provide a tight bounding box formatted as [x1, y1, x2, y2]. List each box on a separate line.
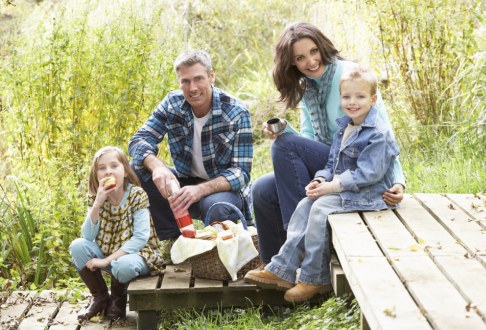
[0, 0, 484, 327]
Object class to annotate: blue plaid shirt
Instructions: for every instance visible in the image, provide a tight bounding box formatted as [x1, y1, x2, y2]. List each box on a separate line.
[129, 86, 253, 220]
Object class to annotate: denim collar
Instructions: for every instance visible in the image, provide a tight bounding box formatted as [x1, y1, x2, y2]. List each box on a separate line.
[336, 105, 379, 129]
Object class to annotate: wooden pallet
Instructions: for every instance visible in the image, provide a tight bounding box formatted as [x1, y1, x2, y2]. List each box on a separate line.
[128, 262, 320, 330]
[329, 193, 486, 330]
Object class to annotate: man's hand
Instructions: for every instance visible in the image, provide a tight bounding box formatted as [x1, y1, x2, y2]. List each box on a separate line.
[383, 184, 404, 205]
[152, 166, 177, 199]
[169, 184, 206, 215]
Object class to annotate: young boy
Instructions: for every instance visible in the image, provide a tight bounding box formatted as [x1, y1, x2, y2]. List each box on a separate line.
[245, 66, 400, 302]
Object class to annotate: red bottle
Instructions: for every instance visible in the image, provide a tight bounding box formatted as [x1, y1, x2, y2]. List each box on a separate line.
[169, 180, 196, 238]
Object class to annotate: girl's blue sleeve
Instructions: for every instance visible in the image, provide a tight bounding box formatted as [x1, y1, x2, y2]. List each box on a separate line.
[81, 209, 100, 241]
[121, 208, 150, 254]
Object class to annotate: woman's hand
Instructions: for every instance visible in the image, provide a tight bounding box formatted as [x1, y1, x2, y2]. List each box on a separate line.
[383, 184, 404, 205]
[262, 119, 286, 139]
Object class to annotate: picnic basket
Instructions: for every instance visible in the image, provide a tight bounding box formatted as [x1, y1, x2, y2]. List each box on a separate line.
[188, 202, 260, 281]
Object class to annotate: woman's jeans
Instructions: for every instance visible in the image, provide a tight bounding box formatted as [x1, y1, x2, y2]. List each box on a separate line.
[252, 134, 330, 263]
[69, 238, 150, 284]
[266, 194, 343, 285]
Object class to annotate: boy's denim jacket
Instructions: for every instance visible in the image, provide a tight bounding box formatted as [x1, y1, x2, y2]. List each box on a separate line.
[314, 106, 400, 211]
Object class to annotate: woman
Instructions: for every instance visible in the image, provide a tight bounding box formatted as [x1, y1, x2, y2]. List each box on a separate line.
[252, 21, 405, 266]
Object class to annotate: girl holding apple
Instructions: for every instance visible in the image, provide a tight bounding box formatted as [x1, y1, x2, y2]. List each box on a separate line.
[69, 146, 165, 321]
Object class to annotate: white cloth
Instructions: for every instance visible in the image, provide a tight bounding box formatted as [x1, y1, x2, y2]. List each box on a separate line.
[170, 225, 258, 281]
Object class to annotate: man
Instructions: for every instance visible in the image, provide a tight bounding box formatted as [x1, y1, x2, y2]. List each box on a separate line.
[129, 50, 253, 240]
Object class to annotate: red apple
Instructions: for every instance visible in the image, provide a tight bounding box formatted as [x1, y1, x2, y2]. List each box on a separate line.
[103, 177, 116, 189]
[181, 228, 196, 238]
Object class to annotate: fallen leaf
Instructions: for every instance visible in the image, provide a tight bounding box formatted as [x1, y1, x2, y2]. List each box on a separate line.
[383, 306, 396, 318]
[448, 203, 456, 210]
[409, 244, 419, 252]
[388, 246, 401, 250]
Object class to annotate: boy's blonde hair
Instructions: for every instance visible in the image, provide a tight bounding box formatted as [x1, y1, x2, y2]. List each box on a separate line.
[340, 66, 378, 95]
[88, 146, 141, 196]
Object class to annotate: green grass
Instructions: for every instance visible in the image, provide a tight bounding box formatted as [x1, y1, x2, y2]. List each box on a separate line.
[157, 295, 360, 329]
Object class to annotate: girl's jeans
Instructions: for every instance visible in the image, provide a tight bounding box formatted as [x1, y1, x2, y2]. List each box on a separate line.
[70, 238, 150, 284]
[252, 134, 330, 263]
[266, 193, 343, 285]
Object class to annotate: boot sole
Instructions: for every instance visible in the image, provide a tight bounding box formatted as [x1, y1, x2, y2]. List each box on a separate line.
[244, 273, 294, 291]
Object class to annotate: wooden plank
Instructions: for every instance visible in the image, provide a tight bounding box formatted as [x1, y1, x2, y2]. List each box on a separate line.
[49, 301, 84, 329]
[330, 255, 351, 297]
[160, 263, 192, 292]
[447, 193, 486, 229]
[415, 193, 486, 264]
[193, 277, 223, 290]
[79, 321, 109, 329]
[193, 277, 221, 287]
[434, 255, 486, 320]
[227, 279, 259, 290]
[363, 209, 426, 258]
[17, 290, 61, 330]
[110, 309, 138, 330]
[328, 212, 383, 257]
[395, 195, 466, 256]
[127, 275, 159, 294]
[0, 291, 36, 330]
[336, 256, 431, 329]
[392, 256, 485, 329]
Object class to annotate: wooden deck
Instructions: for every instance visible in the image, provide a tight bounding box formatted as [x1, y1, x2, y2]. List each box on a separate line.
[0, 289, 137, 329]
[127, 262, 319, 330]
[329, 193, 486, 330]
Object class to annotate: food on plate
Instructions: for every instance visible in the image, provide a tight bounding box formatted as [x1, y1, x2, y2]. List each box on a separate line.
[217, 229, 234, 240]
[195, 230, 214, 240]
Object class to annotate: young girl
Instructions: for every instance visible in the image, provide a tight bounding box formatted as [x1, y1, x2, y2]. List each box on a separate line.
[246, 67, 400, 302]
[69, 146, 165, 321]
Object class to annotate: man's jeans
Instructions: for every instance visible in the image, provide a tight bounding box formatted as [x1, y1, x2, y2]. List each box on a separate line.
[142, 173, 244, 240]
[266, 194, 342, 285]
[252, 134, 330, 263]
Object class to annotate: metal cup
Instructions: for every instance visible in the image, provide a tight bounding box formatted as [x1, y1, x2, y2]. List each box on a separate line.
[266, 117, 283, 134]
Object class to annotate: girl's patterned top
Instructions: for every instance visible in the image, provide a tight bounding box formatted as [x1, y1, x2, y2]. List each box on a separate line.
[89, 184, 164, 271]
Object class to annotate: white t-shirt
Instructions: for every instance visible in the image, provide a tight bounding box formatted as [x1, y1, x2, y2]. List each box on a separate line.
[191, 111, 211, 179]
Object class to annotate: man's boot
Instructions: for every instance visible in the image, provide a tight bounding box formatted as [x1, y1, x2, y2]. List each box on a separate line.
[106, 275, 128, 320]
[77, 268, 110, 321]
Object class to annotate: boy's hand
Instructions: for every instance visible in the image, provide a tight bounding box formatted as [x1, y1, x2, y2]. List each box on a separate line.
[383, 184, 404, 205]
[306, 181, 333, 200]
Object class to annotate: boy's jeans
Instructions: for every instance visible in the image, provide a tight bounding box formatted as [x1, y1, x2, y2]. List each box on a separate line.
[266, 193, 343, 285]
[252, 134, 330, 263]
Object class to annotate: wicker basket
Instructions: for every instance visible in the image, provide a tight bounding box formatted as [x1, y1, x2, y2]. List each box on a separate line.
[189, 202, 261, 281]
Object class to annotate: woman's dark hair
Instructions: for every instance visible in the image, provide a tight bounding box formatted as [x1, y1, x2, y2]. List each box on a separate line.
[273, 21, 341, 109]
